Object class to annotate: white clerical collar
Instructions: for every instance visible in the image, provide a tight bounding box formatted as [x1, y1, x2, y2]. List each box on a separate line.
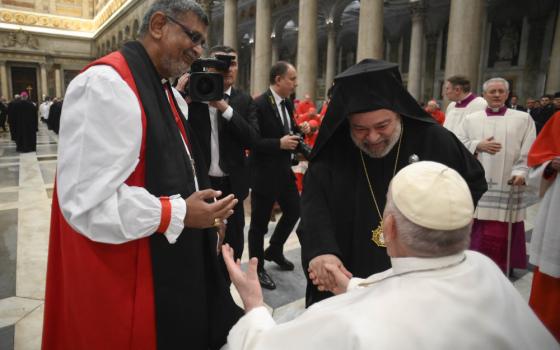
[270, 86, 285, 105]
[389, 252, 466, 275]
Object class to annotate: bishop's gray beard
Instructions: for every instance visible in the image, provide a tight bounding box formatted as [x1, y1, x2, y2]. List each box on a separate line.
[351, 121, 402, 158]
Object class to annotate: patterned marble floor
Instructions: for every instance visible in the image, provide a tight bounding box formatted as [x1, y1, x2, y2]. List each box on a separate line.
[0, 123, 540, 349]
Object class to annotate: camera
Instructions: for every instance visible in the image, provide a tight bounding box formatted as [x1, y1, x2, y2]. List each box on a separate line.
[187, 54, 234, 101]
[291, 132, 313, 161]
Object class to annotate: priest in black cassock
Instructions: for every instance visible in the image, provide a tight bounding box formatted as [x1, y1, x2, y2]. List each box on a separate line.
[14, 92, 38, 153]
[297, 59, 488, 307]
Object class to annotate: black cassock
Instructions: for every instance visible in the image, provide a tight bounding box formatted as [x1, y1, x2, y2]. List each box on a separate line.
[297, 59, 488, 307]
[15, 100, 38, 153]
[47, 101, 62, 134]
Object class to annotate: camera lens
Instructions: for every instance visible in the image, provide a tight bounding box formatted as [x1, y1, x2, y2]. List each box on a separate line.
[197, 76, 215, 96]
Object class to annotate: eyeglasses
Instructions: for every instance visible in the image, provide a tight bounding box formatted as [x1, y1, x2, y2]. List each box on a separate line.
[167, 16, 206, 49]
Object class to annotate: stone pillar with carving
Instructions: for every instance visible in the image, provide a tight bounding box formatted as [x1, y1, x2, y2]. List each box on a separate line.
[325, 20, 337, 99]
[407, 1, 425, 101]
[356, 0, 384, 61]
[296, 0, 318, 99]
[546, 4, 560, 93]
[55, 67, 63, 98]
[0, 61, 9, 99]
[223, 0, 238, 51]
[40, 64, 48, 100]
[253, 0, 272, 95]
[444, 0, 484, 104]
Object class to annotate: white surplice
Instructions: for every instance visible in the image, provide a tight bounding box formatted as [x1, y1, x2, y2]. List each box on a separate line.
[57, 65, 188, 244]
[457, 108, 537, 222]
[443, 94, 487, 137]
[528, 161, 560, 278]
[224, 251, 557, 350]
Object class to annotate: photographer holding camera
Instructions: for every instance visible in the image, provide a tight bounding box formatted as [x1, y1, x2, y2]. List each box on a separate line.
[247, 61, 303, 290]
[182, 46, 259, 278]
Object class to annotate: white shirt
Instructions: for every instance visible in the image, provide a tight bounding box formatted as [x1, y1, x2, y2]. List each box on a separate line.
[270, 86, 291, 130]
[57, 65, 187, 244]
[39, 101, 52, 120]
[444, 94, 487, 137]
[208, 86, 233, 177]
[225, 251, 558, 350]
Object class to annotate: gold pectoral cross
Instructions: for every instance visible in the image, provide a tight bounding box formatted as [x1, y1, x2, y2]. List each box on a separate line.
[371, 222, 386, 247]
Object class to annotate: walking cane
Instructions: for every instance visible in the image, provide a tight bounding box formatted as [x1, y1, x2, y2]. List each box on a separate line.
[505, 183, 515, 277]
[505, 182, 518, 278]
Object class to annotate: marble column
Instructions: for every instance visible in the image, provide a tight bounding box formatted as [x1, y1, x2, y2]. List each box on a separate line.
[199, 0, 213, 48]
[40, 64, 48, 100]
[407, 2, 425, 101]
[545, 5, 560, 93]
[253, 0, 272, 95]
[296, 0, 318, 99]
[250, 40, 256, 96]
[271, 34, 279, 65]
[423, 33, 439, 100]
[443, 0, 484, 103]
[223, 0, 238, 51]
[55, 67, 62, 98]
[0, 61, 9, 99]
[356, 0, 384, 61]
[324, 21, 336, 98]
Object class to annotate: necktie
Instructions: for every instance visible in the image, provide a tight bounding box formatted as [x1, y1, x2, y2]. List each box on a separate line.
[223, 93, 230, 102]
[280, 100, 290, 134]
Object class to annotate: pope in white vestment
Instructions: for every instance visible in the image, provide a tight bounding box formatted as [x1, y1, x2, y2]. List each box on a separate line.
[221, 161, 557, 350]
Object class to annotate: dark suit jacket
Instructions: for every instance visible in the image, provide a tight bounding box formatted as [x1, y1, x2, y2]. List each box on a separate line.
[188, 87, 259, 200]
[250, 89, 299, 195]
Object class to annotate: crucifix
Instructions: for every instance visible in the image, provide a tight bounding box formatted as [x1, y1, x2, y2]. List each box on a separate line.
[26, 85, 33, 96]
[487, 178, 499, 188]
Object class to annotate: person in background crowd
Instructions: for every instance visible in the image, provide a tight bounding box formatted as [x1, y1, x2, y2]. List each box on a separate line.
[535, 94, 554, 133]
[0, 96, 7, 132]
[7, 94, 20, 141]
[248, 61, 301, 290]
[296, 92, 316, 117]
[443, 75, 487, 137]
[457, 77, 536, 274]
[509, 94, 526, 111]
[424, 99, 445, 125]
[39, 96, 53, 123]
[14, 91, 38, 153]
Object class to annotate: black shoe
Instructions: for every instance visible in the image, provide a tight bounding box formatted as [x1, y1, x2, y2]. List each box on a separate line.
[257, 269, 276, 290]
[264, 247, 295, 271]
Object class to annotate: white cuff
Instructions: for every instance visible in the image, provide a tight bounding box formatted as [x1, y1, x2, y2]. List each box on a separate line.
[221, 106, 233, 121]
[163, 194, 186, 244]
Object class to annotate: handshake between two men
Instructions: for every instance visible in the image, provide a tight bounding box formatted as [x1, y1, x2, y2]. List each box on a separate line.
[221, 244, 352, 312]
